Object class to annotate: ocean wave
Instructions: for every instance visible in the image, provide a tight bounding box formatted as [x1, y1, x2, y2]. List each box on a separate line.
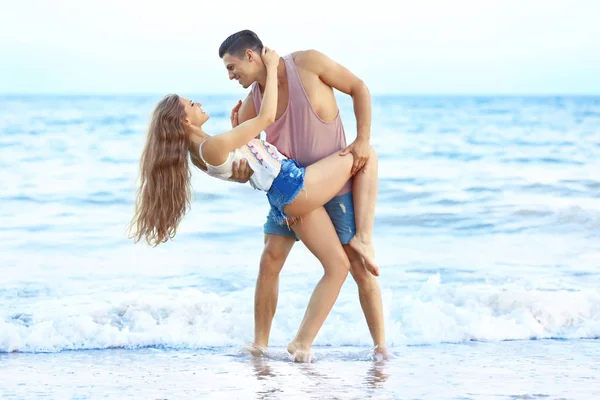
[2, 276, 598, 353]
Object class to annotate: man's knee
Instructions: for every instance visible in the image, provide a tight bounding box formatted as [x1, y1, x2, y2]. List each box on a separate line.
[345, 246, 375, 286]
[259, 234, 294, 278]
[349, 260, 371, 285]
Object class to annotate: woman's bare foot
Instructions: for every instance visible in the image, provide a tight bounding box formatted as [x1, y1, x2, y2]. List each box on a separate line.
[349, 236, 379, 276]
[287, 341, 313, 363]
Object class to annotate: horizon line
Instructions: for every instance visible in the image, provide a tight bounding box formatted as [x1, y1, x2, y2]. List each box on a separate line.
[1, 92, 599, 97]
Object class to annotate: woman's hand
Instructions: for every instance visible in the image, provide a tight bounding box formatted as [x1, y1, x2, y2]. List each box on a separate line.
[262, 47, 280, 70]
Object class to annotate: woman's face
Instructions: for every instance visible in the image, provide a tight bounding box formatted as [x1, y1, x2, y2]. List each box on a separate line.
[181, 97, 209, 127]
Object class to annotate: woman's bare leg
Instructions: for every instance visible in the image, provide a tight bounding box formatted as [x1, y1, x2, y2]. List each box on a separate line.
[348, 150, 379, 276]
[284, 146, 379, 275]
[285, 207, 350, 362]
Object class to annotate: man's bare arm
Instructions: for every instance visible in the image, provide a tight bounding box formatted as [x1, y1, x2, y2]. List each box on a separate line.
[297, 50, 372, 174]
[236, 94, 258, 128]
[298, 49, 371, 142]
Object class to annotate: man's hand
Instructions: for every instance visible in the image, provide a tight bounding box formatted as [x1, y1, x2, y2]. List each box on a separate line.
[230, 99, 242, 128]
[230, 159, 253, 183]
[340, 138, 370, 175]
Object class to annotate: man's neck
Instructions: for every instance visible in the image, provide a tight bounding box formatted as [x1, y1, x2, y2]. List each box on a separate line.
[256, 58, 286, 92]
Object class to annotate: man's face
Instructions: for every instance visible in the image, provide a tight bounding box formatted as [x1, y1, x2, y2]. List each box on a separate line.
[222, 50, 259, 89]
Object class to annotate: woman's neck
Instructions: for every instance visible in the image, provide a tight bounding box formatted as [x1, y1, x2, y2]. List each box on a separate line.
[187, 125, 210, 171]
[188, 125, 209, 147]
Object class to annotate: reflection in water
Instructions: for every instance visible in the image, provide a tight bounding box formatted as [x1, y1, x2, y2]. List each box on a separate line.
[251, 355, 282, 400]
[251, 355, 276, 380]
[365, 361, 390, 390]
[247, 351, 392, 399]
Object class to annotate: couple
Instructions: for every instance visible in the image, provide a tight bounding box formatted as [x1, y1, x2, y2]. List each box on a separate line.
[130, 30, 387, 361]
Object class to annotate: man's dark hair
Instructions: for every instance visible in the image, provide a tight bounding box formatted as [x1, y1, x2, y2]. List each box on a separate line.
[219, 30, 263, 59]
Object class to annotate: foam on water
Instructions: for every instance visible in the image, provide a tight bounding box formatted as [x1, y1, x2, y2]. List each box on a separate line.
[2, 273, 599, 353]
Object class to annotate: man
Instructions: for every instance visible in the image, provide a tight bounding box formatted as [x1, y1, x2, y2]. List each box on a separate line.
[219, 30, 387, 358]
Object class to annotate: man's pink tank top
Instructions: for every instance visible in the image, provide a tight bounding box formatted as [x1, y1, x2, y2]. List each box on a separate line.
[251, 54, 352, 196]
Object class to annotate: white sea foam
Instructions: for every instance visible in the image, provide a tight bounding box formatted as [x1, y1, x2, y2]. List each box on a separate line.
[2, 275, 598, 353]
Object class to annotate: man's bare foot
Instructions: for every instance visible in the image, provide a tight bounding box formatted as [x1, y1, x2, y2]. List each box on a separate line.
[243, 343, 267, 357]
[349, 236, 379, 276]
[373, 344, 389, 362]
[287, 341, 313, 363]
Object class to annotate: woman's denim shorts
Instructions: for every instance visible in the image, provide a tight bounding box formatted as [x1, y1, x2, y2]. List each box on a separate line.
[266, 159, 306, 226]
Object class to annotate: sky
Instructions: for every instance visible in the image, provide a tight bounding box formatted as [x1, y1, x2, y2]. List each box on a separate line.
[1, 0, 599, 95]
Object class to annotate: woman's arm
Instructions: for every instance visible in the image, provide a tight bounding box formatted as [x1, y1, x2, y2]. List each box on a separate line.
[201, 47, 280, 166]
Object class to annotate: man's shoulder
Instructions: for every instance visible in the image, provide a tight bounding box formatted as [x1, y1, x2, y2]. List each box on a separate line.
[241, 90, 255, 104]
[291, 49, 327, 70]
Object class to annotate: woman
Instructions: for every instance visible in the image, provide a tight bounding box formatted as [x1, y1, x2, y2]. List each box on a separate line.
[130, 48, 379, 361]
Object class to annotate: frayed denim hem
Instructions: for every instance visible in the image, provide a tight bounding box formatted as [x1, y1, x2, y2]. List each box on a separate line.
[266, 159, 307, 228]
[269, 186, 307, 227]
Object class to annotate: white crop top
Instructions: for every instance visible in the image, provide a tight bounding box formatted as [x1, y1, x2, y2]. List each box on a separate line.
[198, 138, 288, 191]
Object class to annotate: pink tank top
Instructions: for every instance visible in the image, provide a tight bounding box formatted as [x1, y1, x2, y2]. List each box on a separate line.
[251, 54, 352, 196]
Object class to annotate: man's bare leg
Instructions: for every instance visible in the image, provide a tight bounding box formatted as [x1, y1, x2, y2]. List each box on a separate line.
[344, 245, 388, 359]
[251, 234, 296, 352]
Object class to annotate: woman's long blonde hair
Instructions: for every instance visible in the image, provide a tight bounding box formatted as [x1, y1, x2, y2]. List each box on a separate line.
[129, 94, 193, 246]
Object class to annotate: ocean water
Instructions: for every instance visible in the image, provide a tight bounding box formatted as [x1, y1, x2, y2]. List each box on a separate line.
[1, 94, 599, 399]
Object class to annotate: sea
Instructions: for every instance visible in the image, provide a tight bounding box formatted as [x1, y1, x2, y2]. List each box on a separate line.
[1, 94, 599, 399]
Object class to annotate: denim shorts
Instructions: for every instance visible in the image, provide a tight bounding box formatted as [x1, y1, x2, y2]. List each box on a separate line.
[265, 174, 356, 245]
[266, 159, 307, 227]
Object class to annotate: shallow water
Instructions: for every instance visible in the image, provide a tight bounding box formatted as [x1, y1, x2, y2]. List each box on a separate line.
[2, 341, 599, 399]
[1, 95, 599, 398]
